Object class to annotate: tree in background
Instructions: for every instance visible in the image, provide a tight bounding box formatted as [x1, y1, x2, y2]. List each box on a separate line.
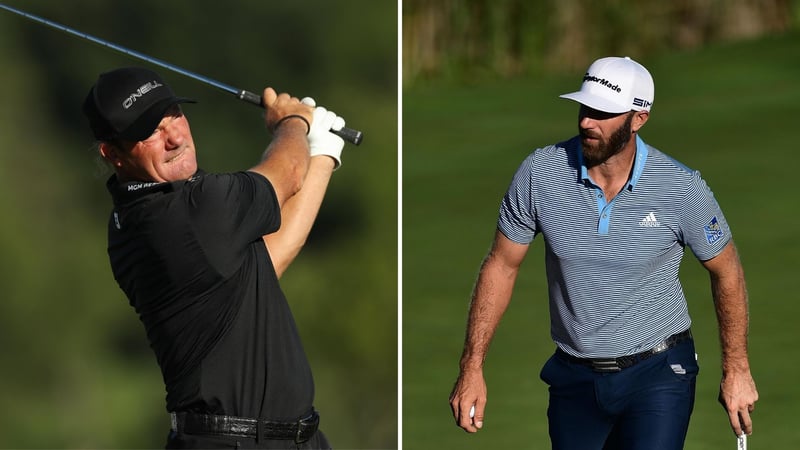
[403, 0, 797, 84]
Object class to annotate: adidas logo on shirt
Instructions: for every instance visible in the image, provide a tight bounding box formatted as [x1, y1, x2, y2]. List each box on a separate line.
[638, 212, 661, 227]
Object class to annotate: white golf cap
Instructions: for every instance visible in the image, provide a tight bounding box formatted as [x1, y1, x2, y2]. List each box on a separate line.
[559, 56, 654, 113]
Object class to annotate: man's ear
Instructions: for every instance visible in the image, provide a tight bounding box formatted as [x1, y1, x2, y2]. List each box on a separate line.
[99, 142, 123, 167]
[632, 111, 649, 133]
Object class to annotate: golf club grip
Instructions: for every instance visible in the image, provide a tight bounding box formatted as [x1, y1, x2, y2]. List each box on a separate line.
[237, 90, 363, 145]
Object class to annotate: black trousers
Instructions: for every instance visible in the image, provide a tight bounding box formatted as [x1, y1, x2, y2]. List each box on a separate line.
[166, 429, 331, 449]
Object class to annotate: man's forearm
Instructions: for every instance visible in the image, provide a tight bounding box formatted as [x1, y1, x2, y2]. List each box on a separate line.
[250, 89, 314, 206]
[263, 155, 335, 277]
[711, 262, 750, 373]
[705, 243, 751, 372]
[460, 252, 518, 372]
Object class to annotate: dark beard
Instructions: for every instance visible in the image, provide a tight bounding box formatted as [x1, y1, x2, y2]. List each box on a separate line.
[581, 112, 634, 167]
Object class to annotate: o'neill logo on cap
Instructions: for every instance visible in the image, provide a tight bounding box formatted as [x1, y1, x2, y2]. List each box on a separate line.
[122, 80, 164, 109]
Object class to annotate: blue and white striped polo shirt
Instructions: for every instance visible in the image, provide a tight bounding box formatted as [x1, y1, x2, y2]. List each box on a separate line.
[498, 135, 731, 358]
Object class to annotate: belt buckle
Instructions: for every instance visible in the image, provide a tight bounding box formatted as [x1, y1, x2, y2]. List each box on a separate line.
[590, 358, 621, 373]
[651, 340, 670, 354]
[295, 411, 317, 444]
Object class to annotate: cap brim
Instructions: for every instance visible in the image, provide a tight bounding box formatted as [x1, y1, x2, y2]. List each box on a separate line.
[559, 91, 629, 114]
[118, 96, 196, 142]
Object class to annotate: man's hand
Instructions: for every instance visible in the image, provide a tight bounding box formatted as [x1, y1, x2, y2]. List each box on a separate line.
[719, 370, 759, 436]
[301, 97, 346, 169]
[449, 368, 487, 433]
[262, 87, 313, 135]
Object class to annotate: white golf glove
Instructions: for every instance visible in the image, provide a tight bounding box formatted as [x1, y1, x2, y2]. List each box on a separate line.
[301, 97, 345, 170]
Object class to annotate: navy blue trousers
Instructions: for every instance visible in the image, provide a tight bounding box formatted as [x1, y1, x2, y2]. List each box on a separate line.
[540, 339, 699, 450]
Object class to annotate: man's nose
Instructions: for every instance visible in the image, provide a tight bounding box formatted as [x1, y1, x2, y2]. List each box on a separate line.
[163, 121, 184, 147]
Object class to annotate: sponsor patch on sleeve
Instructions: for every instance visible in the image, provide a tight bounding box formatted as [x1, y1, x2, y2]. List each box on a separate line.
[703, 216, 725, 245]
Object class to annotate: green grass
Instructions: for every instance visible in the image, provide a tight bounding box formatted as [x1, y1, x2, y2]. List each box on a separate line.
[402, 31, 800, 449]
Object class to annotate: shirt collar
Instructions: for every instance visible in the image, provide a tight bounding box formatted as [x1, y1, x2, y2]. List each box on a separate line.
[107, 169, 204, 206]
[578, 135, 649, 190]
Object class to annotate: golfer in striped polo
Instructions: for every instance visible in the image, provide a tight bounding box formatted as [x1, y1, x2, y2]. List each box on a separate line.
[450, 56, 759, 449]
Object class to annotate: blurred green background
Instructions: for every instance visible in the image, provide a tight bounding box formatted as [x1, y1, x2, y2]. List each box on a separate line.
[403, 1, 800, 449]
[0, 1, 397, 448]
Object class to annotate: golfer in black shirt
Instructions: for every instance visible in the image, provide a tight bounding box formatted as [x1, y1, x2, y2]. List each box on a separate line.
[82, 67, 347, 449]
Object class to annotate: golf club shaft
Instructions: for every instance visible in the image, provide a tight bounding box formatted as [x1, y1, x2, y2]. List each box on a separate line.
[737, 434, 747, 450]
[0, 3, 363, 145]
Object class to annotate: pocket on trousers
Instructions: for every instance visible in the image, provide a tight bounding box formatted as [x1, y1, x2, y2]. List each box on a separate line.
[540, 352, 591, 388]
[539, 354, 558, 385]
[664, 341, 700, 382]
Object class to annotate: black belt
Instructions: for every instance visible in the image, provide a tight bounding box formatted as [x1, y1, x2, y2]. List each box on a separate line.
[170, 409, 319, 443]
[558, 329, 693, 373]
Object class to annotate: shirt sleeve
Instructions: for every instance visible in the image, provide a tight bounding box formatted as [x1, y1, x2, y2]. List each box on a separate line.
[497, 153, 538, 244]
[680, 170, 732, 261]
[185, 171, 281, 270]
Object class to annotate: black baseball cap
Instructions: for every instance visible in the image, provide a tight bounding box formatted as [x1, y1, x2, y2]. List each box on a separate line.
[82, 67, 196, 142]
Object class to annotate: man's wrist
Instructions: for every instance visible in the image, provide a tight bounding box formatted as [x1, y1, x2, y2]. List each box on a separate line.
[459, 353, 485, 372]
[272, 115, 310, 134]
[310, 154, 337, 169]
